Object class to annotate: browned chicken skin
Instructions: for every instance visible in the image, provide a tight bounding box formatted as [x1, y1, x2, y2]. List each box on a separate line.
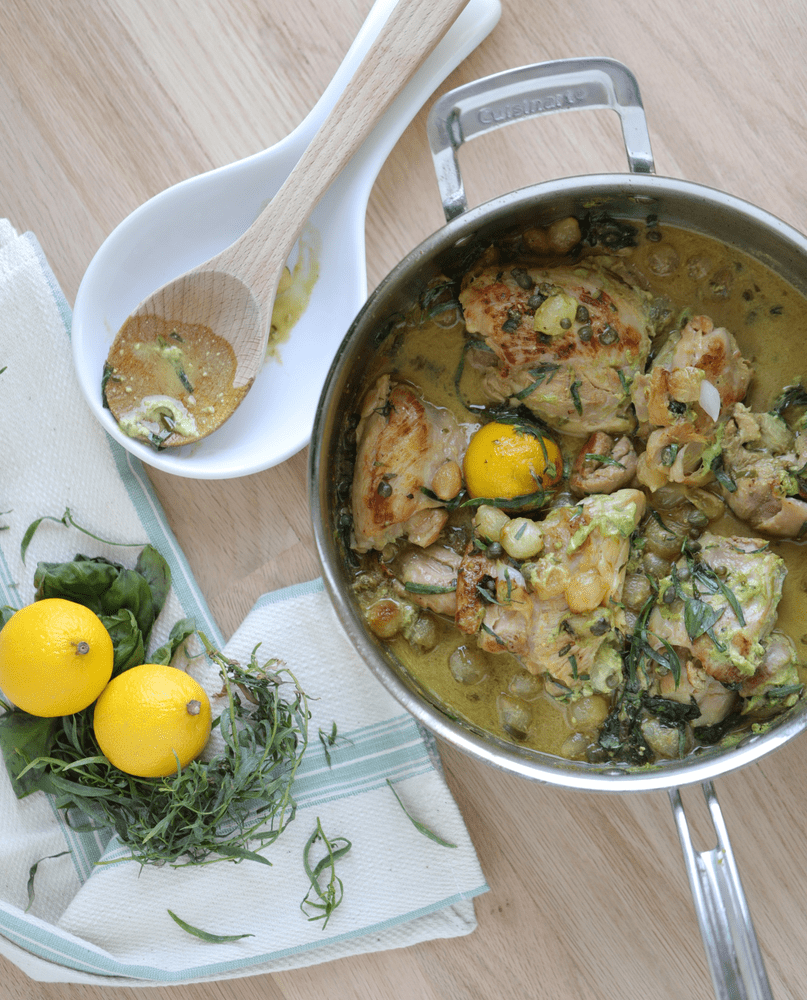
[350, 375, 468, 553]
[632, 315, 755, 493]
[632, 315, 753, 433]
[569, 431, 638, 496]
[459, 262, 654, 435]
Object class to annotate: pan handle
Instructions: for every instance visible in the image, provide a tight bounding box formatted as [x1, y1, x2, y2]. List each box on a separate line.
[427, 56, 654, 221]
[669, 781, 774, 1000]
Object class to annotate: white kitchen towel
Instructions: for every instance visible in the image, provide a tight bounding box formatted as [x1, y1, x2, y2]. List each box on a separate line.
[0, 221, 488, 985]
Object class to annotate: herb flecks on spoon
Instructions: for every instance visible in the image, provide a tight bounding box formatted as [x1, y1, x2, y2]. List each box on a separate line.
[102, 315, 249, 450]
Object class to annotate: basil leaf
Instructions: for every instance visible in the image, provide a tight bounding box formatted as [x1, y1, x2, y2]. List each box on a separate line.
[0, 712, 61, 798]
[33, 554, 122, 608]
[34, 555, 158, 645]
[99, 608, 145, 677]
[643, 694, 700, 726]
[135, 544, 171, 624]
[100, 567, 157, 642]
[150, 617, 196, 665]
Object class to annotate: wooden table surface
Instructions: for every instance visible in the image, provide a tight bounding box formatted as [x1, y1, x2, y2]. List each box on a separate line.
[2, 1, 807, 997]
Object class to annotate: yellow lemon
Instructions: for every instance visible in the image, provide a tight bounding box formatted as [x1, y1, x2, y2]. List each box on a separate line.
[93, 663, 211, 778]
[0, 598, 114, 717]
[464, 421, 563, 502]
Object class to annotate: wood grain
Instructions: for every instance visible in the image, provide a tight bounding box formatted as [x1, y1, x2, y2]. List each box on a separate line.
[1, 1, 807, 998]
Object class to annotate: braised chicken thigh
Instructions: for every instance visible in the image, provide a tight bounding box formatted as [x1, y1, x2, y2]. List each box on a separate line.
[459, 262, 654, 435]
[647, 533, 793, 685]
[351, 375, 468, 553]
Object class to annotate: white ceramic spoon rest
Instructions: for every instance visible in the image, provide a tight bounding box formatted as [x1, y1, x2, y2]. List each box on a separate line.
[71, 0, 501, 480]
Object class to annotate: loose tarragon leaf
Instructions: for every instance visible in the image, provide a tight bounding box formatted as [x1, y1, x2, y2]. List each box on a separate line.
[570, 378, 583, 415]
[26, 851, 69, 912]
[386, 779, 457, 848]
[167, 909, 254, 942]
[584, 453, 626, 469]
[300, 818, 352, 929]
[317, 722, 352, 767]
[688, 557, 746, 627]
[20, 506, 145, 563]
[514, 362, 561, 401]
[460, 488, 552, 513]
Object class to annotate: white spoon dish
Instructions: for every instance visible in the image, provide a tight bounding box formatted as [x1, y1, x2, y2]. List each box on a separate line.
[71, 0, 501, 480]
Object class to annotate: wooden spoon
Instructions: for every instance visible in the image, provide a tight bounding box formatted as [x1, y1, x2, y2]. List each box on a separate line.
[104, 0, 470, 447]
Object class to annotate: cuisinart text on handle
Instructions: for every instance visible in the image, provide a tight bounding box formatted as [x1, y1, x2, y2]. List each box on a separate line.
[477, 87, 588, 124]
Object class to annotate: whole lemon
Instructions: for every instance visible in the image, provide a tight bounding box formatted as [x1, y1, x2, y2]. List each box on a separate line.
[0, 598, 114, 717]
[93, 663, 212, 778]
[464, 421, 563, 502]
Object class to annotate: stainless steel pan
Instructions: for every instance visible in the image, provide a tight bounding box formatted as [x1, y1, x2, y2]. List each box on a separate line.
[310, 58, 807, 1000]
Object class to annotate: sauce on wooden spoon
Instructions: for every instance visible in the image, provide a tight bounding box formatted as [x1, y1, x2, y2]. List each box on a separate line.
[102, 315, 249, 448]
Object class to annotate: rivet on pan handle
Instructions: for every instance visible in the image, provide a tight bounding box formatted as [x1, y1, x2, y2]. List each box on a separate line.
[427, 56, 655, 221]
[669, 781, 774, 1000]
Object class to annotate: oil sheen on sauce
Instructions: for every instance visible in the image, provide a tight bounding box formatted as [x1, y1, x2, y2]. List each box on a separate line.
[352, 221, 807, 759]
[103, 315, 249, 448]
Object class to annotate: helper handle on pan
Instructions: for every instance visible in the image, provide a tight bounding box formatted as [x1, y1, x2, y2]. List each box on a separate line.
[670, 782, 773, 1000]
[427, 56, 655, 220]
[428, 58, 773, 1000]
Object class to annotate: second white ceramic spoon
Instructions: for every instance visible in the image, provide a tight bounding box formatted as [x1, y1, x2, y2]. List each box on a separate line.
[72, 0, 501, 479]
